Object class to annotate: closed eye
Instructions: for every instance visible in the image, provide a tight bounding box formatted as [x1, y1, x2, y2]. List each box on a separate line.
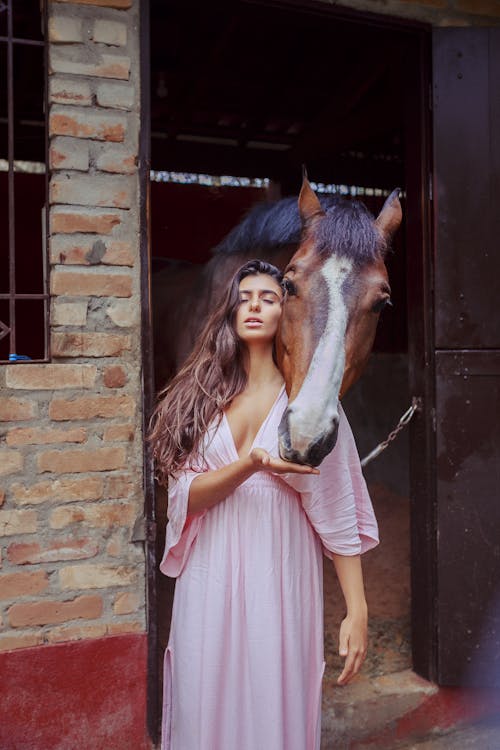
[372, 298, 392, 313]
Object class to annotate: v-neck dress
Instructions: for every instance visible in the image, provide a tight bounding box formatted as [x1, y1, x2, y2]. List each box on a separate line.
[160, 388, 378, 750]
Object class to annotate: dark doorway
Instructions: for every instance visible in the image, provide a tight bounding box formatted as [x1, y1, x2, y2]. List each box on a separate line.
[146, 0, 431, 741]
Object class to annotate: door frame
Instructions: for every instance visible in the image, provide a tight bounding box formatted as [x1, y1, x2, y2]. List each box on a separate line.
[139, 1, 435, 743]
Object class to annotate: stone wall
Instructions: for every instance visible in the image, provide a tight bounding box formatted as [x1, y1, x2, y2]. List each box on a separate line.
[327, 0, 500, 26]
[0, 0, 146, 653]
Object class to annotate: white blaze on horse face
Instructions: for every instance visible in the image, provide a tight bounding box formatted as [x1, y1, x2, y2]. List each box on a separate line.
[287, 255, 352, 456]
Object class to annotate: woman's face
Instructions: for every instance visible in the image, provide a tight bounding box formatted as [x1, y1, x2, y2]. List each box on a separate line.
[235, 273, 283, 344]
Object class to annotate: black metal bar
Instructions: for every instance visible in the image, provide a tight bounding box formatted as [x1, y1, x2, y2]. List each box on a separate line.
[0, 294, 50, 299]
[0, 36, 44, 46]
[7, 0, 15, 356]
[139, 0, 160, 744]
[42, 0, 50, 361]
[0, 0, 49, 364]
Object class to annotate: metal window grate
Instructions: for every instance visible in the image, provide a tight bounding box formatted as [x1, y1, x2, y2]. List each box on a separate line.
[0, 0, 49, 363]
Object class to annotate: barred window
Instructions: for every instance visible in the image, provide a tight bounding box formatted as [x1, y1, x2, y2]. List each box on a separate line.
[0, 1, 48, 363]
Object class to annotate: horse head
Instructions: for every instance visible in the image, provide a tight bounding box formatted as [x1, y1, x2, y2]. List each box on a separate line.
[277, 176, 402, 466]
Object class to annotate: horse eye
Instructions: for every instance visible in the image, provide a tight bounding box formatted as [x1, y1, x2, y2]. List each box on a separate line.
[372, 298, 392, 313]
[283, 278, 297, 296]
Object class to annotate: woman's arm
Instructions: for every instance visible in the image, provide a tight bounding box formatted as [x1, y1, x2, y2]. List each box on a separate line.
[188, 456, 257, 513]
[332, 553, 368, 685]
[188, 448, 318, 514]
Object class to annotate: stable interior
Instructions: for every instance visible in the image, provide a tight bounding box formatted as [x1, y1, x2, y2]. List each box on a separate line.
[150, 0, 417, 714]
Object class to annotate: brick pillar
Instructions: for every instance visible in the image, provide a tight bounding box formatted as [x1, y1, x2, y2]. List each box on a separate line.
[0, 0, 146, 652]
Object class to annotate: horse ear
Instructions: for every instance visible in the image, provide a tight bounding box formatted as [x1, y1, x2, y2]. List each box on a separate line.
[298, 172, 325, 227]
[375, 189, 402, 248]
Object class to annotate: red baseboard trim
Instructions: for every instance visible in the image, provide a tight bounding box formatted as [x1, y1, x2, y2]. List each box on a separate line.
[0, 633, 151, 750]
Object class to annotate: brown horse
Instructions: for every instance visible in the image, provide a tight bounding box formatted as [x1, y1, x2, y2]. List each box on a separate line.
[277, 177, 401, 465]
[152, 176, 401, 465]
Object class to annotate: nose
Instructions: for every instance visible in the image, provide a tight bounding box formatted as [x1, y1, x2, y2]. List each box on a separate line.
[249, 294, 261, 311]
[278, 408, 339, 467]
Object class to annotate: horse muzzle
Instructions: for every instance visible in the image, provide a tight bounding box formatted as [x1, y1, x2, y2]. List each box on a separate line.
[278, 408, 339, 467]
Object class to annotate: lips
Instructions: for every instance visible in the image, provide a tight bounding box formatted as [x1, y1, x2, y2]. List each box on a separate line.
[244, 317, 263, 324]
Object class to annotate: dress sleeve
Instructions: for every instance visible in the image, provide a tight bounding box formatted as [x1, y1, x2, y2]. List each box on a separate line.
[159, 469, 207, 578]
[280, 404, 379, 558]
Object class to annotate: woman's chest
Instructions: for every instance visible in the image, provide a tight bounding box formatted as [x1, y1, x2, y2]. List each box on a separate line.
[224, 389, 281, 459]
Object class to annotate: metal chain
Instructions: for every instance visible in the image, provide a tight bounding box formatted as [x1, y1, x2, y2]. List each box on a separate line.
[360, 396, 422, 468]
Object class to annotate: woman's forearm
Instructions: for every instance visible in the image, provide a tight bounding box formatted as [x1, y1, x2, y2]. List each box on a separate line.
[188, 456, 256, 513]
[332, 553, 367, 616]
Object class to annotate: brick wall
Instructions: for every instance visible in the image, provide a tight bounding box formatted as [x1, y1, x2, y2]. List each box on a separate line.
[328, 0, 500, 26]
[0, 0, 145, 653]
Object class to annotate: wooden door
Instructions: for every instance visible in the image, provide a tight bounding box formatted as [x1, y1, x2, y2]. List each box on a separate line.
[432, 28, 500, 686]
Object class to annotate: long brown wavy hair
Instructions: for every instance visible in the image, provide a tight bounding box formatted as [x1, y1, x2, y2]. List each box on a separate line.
[148, 260, 283, 482]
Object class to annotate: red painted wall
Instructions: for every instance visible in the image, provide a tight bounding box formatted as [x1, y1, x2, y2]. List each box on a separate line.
[0, 634, 151, 750]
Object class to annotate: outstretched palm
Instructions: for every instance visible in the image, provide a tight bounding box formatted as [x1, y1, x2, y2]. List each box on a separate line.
[250, 447, 320, 475]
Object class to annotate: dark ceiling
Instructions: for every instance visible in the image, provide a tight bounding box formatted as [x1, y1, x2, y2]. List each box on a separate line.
[150, 0, 421, 190]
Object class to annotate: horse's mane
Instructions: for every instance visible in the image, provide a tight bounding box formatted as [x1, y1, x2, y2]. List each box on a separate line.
[213, 194, 383, 265]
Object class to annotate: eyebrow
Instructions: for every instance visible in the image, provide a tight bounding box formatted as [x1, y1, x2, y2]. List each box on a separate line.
[239, 289, 281, 298]
[381, 282, 392, 295]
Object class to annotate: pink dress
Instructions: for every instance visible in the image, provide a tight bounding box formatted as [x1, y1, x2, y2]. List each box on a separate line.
[160, 386, 378, 750]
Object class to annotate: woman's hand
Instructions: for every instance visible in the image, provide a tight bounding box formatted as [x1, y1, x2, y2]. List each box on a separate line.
[250, 448, 320, 475]
[337, 610, 368, 685]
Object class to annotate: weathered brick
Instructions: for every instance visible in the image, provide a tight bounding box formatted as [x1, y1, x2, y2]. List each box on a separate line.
[59, 563, 137, 589]
[106, 536, 123, 557]
[0, 633, 43, 652]
[0, 449, 23, 476]
[50, 394, 135, 421]
[100, 240, 134, 265]
[46, 622, 107, 644]
[6, 426, 87, 447]
[107, 620, 143, 635]
[55, 0, 132, 9]
[0, 571, 48, 601]
[51, 236, 135, 267]
[7, 594, 103, 627]
[105, 299, 139, 327]
[50, 136, 89, 171]
[105, 473, 133, 499]
[48, 15, 85, 43]
[0, 510, 37, 536]
[50, 268, 133, 297]
[0, 397, 37, 421]
[50, 46, 130, 80]
[7, 538, 99, 565]
[95, 81, 134, 110]
[52, 301, 89, 326]
[96, 146, 136, 174]
[50, 106, 126, 143]
[50, 173, 133, 208]
[6, 364, 96, 390]
[12, 476, 103, 505]
[103, 424, 134, 442]
[113, 591, 140, 615]
[92, 19, 127, 46]
[49, 76, 92, 106]
[50, 502, 135, 530]
[103, 365, 127, 388]
[37, 446, 126, 474]
[52, 331, 131, 357]
[51, 206, 123, 235]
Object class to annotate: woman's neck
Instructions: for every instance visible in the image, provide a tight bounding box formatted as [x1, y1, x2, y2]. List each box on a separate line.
[244, 343, 283, 391]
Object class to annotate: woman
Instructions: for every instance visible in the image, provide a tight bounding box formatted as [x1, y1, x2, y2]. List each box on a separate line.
[149, 259, 378, 750]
